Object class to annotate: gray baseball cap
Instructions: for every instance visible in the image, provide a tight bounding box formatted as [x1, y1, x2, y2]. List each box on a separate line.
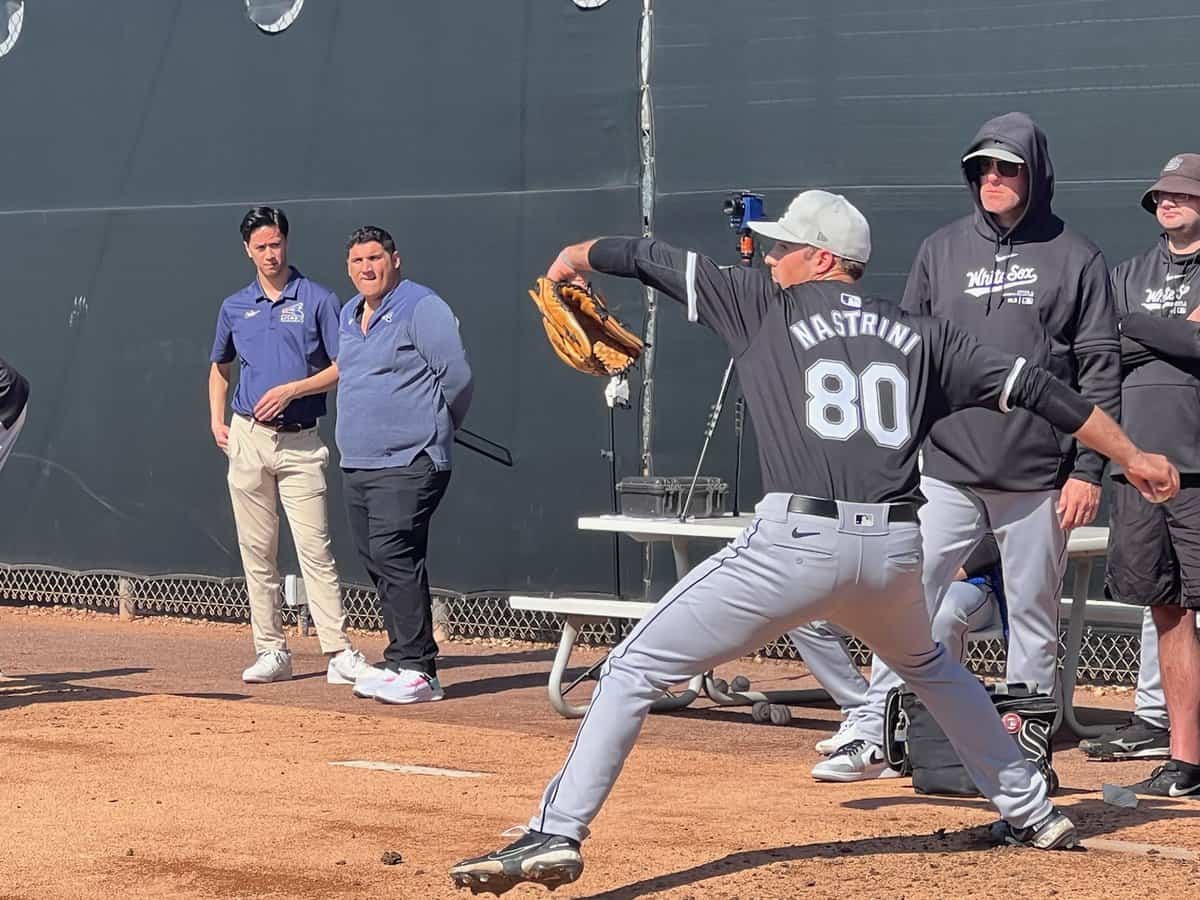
[1141, 153, 1200, 213]
[748, 190, 871, 264]
[962, 140, 1025, 166]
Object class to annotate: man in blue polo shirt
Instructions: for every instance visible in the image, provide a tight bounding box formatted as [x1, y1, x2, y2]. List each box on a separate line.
[209, 207, 370, 686]
[336, 225, 472, 705]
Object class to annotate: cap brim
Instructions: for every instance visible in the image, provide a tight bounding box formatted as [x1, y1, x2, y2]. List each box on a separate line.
[747, 220, 799, 243]
[1141, 175, 1200, 213]
[962, 147, 1025, 165]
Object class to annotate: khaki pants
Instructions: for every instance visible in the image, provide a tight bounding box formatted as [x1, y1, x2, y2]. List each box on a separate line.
[226, 414, 350, 654]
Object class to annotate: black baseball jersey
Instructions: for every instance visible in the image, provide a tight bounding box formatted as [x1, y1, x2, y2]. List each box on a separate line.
[589, 238, 1089, 505]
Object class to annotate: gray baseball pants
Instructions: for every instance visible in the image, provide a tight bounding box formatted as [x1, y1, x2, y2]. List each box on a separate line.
[786, 622, 870, 714]
[856, 476, 1068, 746]
[531, 493, 1052, 842]
[1135, 607, 1167, 728]
[790, 580, 999, 724]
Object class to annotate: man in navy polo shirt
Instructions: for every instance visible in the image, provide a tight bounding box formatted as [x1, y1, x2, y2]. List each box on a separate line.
[209, 207, 370, 686]
[336, 225, 472, 705]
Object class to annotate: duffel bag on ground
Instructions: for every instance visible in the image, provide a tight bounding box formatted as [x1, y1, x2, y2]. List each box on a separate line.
[883, 681, 1059, 796]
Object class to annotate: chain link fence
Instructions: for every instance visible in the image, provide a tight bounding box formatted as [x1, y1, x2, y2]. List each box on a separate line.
[0, 564, 1142, 685]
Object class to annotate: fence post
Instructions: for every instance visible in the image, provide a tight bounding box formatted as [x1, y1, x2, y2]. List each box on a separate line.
[117, 576, 137, 621]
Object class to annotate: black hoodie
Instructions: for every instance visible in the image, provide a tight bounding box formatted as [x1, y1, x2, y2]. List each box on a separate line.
[1112, 238, 1200, 474]
[901, 112, 1120, 492]
[0, 356, 28, 431]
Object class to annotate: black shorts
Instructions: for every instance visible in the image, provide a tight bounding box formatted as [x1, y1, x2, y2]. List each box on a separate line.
[1105, 477, 1200, 610]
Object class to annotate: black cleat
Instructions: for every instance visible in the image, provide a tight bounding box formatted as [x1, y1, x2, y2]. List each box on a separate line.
[451, 829, 583, 895]
[1126, 759, 1200, 798]
[989, 809, 1078, 850]
[1079, 717, 1170, 761]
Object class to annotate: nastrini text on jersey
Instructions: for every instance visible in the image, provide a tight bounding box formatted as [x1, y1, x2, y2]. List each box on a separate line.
[789, 305, 923, 356]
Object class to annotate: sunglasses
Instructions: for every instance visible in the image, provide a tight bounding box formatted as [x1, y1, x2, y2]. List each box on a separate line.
[973, 158, 1024, 178]
[1153, 191, 1197, 206]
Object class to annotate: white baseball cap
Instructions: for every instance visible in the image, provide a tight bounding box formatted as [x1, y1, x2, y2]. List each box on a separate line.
[748, 190, 871, 264]
[962, 139, 1025, 166]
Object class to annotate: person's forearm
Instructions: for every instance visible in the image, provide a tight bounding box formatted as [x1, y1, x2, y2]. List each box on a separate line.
[288, 363, 338, 400]
[1072, 406, 1143, 473]
[208, 363, 231, 424]
[556, 240, 600, 276]
[1121, 313, 1200, 362]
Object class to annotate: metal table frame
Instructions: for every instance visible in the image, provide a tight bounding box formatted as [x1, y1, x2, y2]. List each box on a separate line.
[556, 515, 1113, 736]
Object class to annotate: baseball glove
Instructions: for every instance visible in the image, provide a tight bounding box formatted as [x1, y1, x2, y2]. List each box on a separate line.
[527, 277, 644, 377]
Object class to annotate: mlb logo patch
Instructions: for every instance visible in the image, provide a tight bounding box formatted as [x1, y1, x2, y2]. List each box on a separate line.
[840, 292, 862, 308]
[280, 302, 305, 323]
[854, 513, 875, 527]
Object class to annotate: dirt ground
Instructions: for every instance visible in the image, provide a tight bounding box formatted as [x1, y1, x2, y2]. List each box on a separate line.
[1, 604, 1199, 899]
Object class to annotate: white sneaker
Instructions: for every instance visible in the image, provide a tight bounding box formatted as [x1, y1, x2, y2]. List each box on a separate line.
[326, 649, 374, 685]
[242, 650, 293, 684]
[815, 717, 864, 755]
[811, 739, 900, 782]
[374, 669, 445, 705]
[352, 667, 401, 699]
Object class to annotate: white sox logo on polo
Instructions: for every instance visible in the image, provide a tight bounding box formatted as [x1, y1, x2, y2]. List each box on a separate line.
[244, 309, 261, 318]
[280, 302, 305, 323]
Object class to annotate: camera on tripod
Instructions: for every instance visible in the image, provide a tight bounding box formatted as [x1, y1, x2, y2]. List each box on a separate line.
[722, 191, 765, 234]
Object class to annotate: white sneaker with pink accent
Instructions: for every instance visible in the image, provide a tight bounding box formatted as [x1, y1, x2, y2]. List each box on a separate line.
[373, 668, 445, 705]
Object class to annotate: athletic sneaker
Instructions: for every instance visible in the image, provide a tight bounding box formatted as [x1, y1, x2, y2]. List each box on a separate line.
[352, 668, 401, 699]
[450, 828, 582, 895]
[241, 649, 292, 684]
[374, 668, 445, 704]
[815, 717, 863, 755]
[990, 808, 1078, 850]
[810, 739, 900, 782]
[326, 648, 373, 685]
[1126, 759, 1200, 798]
[1079, 717, 1170, 761]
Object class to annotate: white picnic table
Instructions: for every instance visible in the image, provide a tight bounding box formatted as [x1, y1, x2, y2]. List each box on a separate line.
[512, 514, 1113, 737]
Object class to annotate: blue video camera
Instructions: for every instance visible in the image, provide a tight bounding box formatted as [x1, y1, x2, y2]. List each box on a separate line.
[722, 191, 765, 234]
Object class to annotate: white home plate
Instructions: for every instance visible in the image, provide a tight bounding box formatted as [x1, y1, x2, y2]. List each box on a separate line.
[330, 760, 491, 778]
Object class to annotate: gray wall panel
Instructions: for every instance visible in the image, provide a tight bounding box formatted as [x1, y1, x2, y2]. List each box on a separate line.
[3, 0, 1200, 594]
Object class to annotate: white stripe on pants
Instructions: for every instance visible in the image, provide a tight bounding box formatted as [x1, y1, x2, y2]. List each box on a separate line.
[531, 493, 1051, 842]
[226, 414, 350, 654]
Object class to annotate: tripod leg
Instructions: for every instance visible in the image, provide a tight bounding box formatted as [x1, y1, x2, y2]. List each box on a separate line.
[609, 404, 621, 597]
[681, 357, 734, 520]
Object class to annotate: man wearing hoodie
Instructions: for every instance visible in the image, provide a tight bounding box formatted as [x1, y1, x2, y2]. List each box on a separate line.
[814, 112, 1121, 783]
[1105, 153, 1200, 798]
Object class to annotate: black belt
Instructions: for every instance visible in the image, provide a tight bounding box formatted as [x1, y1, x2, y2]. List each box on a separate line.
[242, 414, 316, 433]
[787, 495, 919, 524]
